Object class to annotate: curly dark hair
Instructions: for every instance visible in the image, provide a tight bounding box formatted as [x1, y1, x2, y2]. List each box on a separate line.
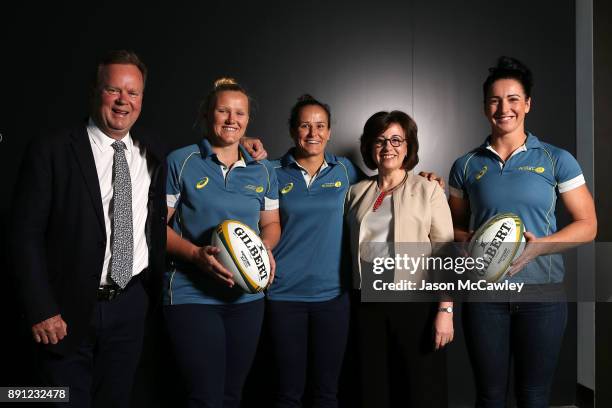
[482, 56, 533, 100]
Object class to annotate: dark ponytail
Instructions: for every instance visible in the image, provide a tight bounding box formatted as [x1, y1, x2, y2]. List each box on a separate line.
[288, 94, 332, 130]
[482, 56, 533, 100]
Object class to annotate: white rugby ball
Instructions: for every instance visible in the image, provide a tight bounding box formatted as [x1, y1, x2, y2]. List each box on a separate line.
[211, 220, 271, 293]
[468, 213, 526, 282]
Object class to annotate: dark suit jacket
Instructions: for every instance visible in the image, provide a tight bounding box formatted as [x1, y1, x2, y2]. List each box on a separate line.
[9, 122, 167, 355]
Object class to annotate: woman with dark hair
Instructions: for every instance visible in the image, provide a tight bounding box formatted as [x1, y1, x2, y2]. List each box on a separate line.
[266, 94, 361, 407]
[346, 110, 454, 408]
[164, 78, 281, 407]
[448, 56, 597, 407]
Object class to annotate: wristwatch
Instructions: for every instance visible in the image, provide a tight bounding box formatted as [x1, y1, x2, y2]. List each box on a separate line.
[438, 306, 453, 313]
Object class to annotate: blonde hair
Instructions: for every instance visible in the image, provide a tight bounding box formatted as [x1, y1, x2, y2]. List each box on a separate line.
[214, 77, 238, 88]
[196, 77, 252, 131]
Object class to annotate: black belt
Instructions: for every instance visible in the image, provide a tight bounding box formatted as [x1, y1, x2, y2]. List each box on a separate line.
[97, 272, 143, 301]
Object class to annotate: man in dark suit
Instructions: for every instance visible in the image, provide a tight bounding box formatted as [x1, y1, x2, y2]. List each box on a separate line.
[9, 50, 166, 407]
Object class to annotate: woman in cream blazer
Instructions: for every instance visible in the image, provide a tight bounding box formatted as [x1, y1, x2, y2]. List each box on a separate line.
[346, 110, 454, 408]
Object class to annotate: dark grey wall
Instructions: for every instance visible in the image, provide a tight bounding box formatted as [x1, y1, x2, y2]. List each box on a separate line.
[1, 1, 581, 407]
[595, 0, 612, 406]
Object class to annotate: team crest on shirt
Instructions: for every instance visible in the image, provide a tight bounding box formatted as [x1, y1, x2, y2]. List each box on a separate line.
[517, 166, 546, 174]
[474, 166, 488, 181]
[321, 181, 342, 188]
[245, 184, 265, 193]
[281, 182, 294, 194]
[196, 177, 209, 189]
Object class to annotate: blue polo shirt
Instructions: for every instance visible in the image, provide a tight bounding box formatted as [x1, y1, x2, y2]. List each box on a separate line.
[449, 133, 585, 283]
[267, 150, 362, 302]
[164, 138, 279, 305]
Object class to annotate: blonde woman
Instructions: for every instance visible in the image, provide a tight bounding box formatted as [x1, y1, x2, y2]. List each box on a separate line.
[164, 78, 280, 407]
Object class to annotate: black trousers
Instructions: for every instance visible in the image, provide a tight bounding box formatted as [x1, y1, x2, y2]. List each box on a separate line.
[266, 293, 350, 408]
[37, 277, 148, 408]
[357, 301, 448, 408]
[163, 300, 265, 408]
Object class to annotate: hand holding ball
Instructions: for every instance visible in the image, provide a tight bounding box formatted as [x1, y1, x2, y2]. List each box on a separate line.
[468, 213, 526, 282]
[211, 220, 272, 293]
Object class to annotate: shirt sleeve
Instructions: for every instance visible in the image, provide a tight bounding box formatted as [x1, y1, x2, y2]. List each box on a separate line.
[262, 161, 279, 211]
[448, 158, 467, 199]
[339, 157, 366, 185]
[166, 152, 183, 208]
[554, 148, 585, 193]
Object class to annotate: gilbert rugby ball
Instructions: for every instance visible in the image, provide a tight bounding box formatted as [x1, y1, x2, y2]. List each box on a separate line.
[211, 220, 271, 293]
[468, 213, 526, 282]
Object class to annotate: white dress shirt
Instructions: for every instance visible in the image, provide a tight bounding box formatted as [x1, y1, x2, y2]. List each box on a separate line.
[87, 119, 152, 285]
[359, 193, 394, 262]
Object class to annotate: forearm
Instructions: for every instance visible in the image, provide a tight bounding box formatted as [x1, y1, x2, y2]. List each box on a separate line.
[531, 218, 597, 256]
[453, 227, 472, 243]
[260, 221, 280, 250]
[532, 184, 597, 253]
[166, 226, 198, 263]
[448, 196, 472, 243]
[541, 218, 597, 244]
[11, 143, 58, 325]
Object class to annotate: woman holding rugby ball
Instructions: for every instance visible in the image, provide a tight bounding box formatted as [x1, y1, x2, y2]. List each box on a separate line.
[164, 78, 280, 407]
[345, 110, 455, 408]
[448, 57, 597, 407]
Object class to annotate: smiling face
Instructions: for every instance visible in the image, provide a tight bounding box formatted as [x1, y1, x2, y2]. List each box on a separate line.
[372, 123, 407, 173]
[291, 104, 331, 158]
[208, 90, 250, 147]
[91, 63, 144, 140]
[485, 78, 531, 137]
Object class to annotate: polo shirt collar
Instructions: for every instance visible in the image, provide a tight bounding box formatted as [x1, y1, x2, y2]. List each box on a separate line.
[524, 132, 543, 149]
[480, 132, 541, 151]
[479, 132, 543, 162]
[198, 137, 257, 164]
[87, 117, 134, 153]
[280, 148, 338, 167]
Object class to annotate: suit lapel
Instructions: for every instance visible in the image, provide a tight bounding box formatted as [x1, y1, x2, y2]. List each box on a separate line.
[355, 180, 379, 226]
[131, 129, 163, 165]
[70, 125, 105, 232]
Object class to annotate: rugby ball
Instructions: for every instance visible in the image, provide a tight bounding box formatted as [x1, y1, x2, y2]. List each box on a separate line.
[211, 220, 271, 293]
[468, 213, 526, 282]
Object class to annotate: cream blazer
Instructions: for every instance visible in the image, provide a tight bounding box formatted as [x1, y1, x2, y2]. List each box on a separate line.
[346, 172, 454, 288]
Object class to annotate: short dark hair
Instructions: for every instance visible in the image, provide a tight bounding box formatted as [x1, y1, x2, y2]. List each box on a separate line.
[288, 94, 332, 130]
[196, 77, 252, 132]
[360, 110, 419, 171]
[483, 56, 533, 100]
[93, 50, 147, 90]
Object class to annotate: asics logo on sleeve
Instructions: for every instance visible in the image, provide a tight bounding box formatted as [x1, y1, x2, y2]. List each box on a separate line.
[196, 177, 209, 189]
[281, 182, 294, 194]
[475, 166, 488, 181]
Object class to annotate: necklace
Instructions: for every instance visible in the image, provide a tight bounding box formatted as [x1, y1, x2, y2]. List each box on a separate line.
[372, 172, 408, 212]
